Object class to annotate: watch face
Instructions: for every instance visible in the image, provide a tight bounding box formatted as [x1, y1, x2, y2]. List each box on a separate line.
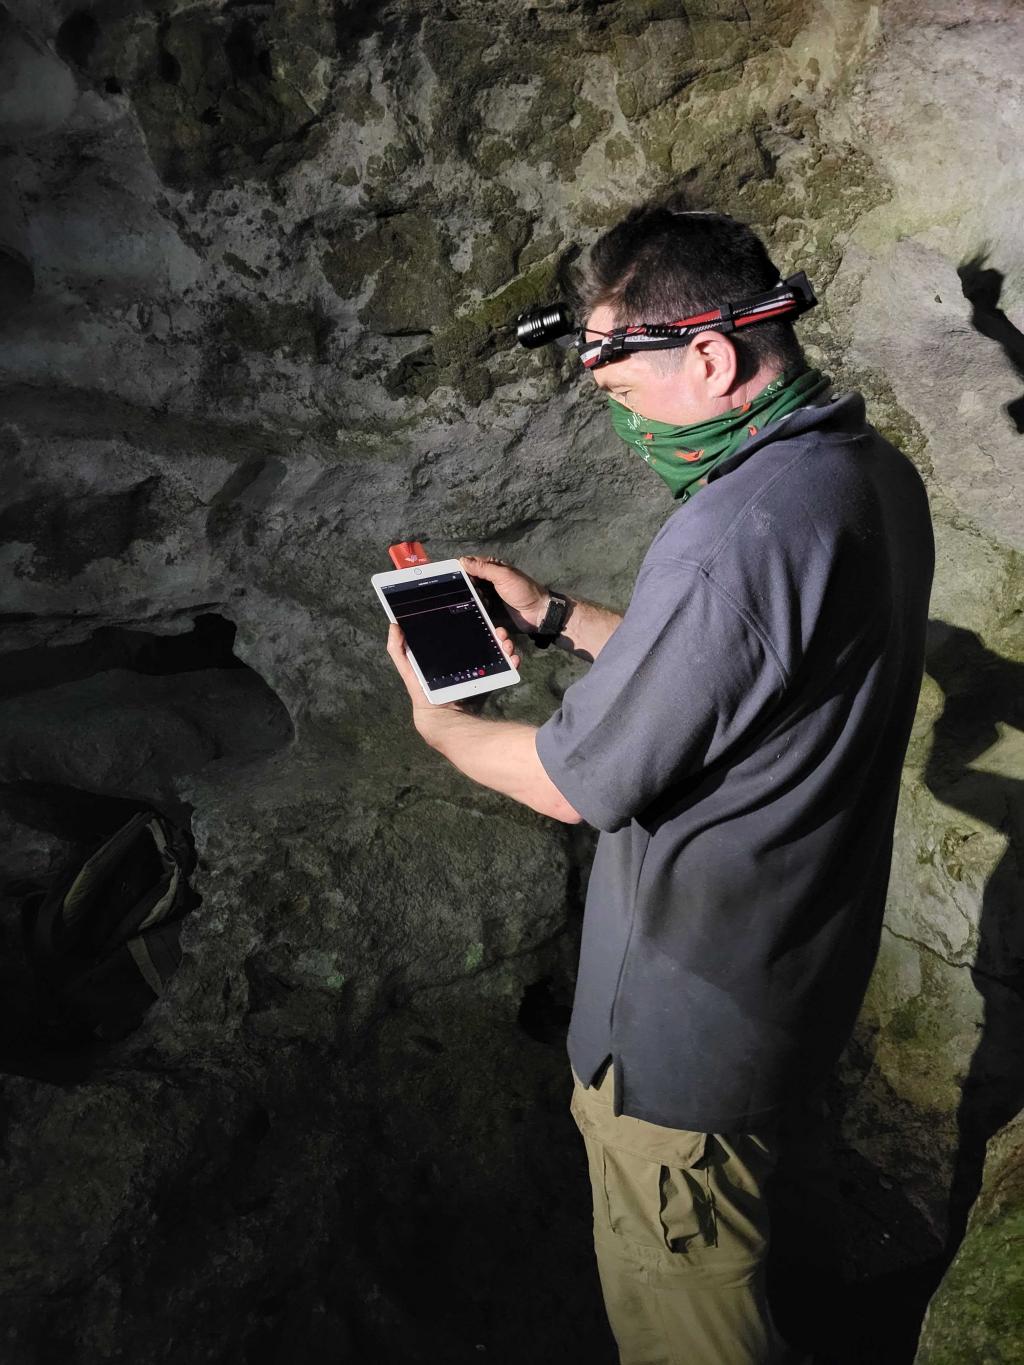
[540, 593, 567, 635]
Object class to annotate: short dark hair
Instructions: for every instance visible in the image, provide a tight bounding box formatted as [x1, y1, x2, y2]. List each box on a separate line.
[574, 196, 805, 379]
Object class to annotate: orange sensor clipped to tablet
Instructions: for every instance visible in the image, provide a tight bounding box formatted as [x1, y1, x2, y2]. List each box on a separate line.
[388, 541, 430, 569]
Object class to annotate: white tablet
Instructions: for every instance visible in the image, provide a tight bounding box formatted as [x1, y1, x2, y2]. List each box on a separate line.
[372, 559, 521, 705]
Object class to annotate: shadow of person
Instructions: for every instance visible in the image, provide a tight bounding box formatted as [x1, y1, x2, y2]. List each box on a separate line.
[923, 619, 1024, 1251]
[957, 251, 1024, 433]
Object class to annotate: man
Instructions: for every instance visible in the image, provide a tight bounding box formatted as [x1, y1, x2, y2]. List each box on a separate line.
[385, 201, 934, 1365]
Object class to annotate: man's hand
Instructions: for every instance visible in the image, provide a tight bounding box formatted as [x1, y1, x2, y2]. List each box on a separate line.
[461, 553, 623, 663]
[385, 621, 521, 742]
[459, 556, 549, 633]
[384, 621, 582, 824]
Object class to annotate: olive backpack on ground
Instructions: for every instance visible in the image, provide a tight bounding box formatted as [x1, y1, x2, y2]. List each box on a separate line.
[28, 808, 198, 1041]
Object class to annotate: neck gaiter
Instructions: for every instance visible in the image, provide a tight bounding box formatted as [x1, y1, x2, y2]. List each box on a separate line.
[608, 365, 832, 501]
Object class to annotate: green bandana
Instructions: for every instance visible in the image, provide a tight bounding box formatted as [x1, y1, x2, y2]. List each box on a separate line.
[608, 365, 833, 501]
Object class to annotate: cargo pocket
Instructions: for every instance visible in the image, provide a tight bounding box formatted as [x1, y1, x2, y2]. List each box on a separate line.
[601, 1134, 717, 1261]
[659, 1159, 718, 1253]
[571, 1083, 717, 1264]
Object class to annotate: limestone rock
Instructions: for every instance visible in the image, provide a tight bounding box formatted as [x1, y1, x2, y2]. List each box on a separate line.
[914, 1109, 1024, 1365]
[1, 0, 1023, 1356]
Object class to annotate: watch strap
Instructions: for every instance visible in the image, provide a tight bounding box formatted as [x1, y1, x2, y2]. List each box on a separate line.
[531, 591, 570, 649]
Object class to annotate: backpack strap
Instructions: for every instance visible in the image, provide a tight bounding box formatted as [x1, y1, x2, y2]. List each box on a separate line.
[28, 808, 195, 1038]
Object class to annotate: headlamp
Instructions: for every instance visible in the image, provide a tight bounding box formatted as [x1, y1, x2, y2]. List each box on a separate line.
[515, 303, 575, 350]
[515, 271, 818, 370]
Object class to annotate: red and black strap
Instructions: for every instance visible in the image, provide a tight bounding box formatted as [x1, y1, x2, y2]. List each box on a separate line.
[577, 272, 817, 370]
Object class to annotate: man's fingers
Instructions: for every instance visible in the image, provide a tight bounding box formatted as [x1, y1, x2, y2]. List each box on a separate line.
[460, 555, 487, 578]
[385, 621, 408, 671]
[494, 626, 521, 669]
[386, 622, 421, 702]
[460, 554, 505, 581]
[391, 620, 520, 697]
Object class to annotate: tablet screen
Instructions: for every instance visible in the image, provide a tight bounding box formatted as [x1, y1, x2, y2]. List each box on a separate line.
[381, 570, 513, 691]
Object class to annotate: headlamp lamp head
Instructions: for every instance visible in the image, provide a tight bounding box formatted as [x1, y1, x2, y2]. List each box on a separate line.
[514, 303, 575, 350]
[515, 270, 818, 371]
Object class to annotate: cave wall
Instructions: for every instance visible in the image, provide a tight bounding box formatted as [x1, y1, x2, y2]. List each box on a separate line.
[1, 0, 1022, 1360]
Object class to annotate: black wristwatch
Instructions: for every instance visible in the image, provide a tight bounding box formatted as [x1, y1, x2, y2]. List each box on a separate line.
[531, 590, 570, 649]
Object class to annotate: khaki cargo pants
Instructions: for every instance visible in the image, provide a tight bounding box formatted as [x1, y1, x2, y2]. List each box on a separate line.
[570, 1064, 803, 1365]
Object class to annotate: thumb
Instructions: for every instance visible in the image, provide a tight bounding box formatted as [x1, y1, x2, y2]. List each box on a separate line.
[459, 554, 498, 578]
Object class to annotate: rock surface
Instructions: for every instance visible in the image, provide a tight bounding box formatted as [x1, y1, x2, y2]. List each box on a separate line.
[1, 0, 1022, 1360]
[915, 1109, 1024, 1364]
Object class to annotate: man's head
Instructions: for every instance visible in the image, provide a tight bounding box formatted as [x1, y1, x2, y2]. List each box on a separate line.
[576, 200, 806, 426]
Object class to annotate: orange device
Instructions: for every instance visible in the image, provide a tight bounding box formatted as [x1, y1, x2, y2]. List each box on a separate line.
[388, 540, 431, 569]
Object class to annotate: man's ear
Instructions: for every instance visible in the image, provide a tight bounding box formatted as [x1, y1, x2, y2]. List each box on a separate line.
[692, 330, 740, 394]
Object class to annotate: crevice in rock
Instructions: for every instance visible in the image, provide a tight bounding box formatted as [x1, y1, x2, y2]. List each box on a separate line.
[0, 244, 34, 309]
[881, 923, 967, 973]
[157, 45, 181, 85]
[1, 612, 247, 700]
[0, 612, 294, 836]
[517, 975, 571, 1045]
[881, 922, 1017, 996]
[224, 18, 268, 84]
[55, 10, 99, 69]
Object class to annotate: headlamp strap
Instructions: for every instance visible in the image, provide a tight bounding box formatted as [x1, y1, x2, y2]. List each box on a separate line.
[599, 331, 630, 364]
[578, 271, 817, 369]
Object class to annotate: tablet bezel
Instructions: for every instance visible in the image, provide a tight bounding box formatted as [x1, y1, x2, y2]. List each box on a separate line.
[372, 558, 521, 705]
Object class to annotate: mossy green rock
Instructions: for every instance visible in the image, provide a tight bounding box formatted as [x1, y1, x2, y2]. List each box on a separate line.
[324, 212, 457, 332]
[915, 1112, 1024, 1364]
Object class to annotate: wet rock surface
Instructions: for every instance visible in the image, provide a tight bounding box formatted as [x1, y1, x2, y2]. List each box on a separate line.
[1, 0, 1022, 1360]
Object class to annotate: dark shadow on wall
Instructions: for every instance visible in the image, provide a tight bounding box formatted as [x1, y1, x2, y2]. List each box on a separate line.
[768, 621, 1024, 1365]
[768, 1108, 945, 1365]
[957, 251, 1024, 433]
[923, 621, 1024, 1250]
